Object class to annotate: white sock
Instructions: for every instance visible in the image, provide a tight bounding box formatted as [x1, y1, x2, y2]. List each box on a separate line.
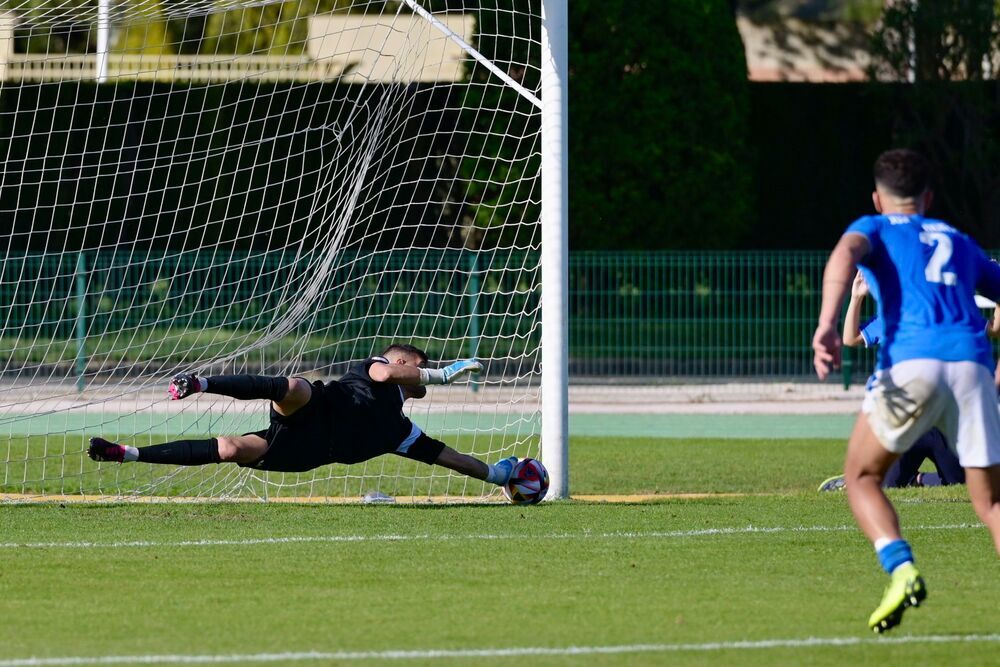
[198, 377, 209, 392]
[123, 446, 139, 462]
[873, 537, 893, 552]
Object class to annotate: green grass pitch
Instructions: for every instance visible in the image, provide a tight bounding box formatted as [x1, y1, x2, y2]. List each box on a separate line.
[1, 437, 999, 667]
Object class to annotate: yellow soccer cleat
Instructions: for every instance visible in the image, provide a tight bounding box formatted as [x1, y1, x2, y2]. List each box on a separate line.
[868, 562, 927, 634]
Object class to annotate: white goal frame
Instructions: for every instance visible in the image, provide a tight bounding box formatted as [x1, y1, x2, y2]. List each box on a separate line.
[540, 0, 568, 499]
[0, 0, 569, 503]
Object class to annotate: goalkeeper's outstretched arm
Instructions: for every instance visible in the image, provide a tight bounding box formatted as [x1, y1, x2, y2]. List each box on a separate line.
[368, 358, 482, 386]
[398, 431, 516, 485]
[373, 345, 511, 483]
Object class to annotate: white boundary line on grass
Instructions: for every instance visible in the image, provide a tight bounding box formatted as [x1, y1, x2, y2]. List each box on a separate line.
[0, 522, 983, 550]
[3, 634, 1000, 665]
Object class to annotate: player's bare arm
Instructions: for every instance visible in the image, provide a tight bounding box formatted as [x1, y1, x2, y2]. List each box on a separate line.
[813, 232, 871, 379]
[987, 305, 1000, 340]
[367, 349, 427, 399]
[368, 356, 424, 385]
[842, 271, 870, 348]
[434, 445, 490, 480]
[368, 351, 480, 402]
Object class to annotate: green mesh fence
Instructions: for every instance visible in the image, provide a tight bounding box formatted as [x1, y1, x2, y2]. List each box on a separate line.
[569, 250, 865, 379]
[2, 249, 891, 381]
[1, 248, 539, 378]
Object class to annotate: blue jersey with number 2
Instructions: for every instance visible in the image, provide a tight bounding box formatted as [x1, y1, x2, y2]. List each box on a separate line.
[845, 214, 1000, 370]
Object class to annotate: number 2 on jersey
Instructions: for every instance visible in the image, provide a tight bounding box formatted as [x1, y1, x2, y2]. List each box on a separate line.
[919, 231, 957, 286]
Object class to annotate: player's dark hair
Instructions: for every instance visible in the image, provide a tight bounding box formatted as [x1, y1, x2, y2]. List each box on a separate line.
[381, 344, 429, 365]
[873, 149, 931, 199]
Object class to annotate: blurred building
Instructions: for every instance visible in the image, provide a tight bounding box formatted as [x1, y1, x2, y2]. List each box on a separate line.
[0, 12, 473, 83]
[737, 0, 880, 81]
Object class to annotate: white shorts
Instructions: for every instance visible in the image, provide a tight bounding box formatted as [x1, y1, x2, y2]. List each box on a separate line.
[862, 359, 1000, 467]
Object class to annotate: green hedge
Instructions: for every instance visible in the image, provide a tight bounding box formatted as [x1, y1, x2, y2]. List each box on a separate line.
[569, 1, 752, 250]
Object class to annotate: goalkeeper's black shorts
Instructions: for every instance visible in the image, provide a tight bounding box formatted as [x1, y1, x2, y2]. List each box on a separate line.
[238, 380, 445, 472]
[240, 380, 341, 473]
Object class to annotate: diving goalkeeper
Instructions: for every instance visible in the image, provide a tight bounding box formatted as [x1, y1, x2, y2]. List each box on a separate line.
[88, 344, 517, 486]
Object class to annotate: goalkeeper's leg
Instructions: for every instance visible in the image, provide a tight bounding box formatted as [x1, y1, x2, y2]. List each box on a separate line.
[169, 373, 312, 416]
[89, 434, 267, 466]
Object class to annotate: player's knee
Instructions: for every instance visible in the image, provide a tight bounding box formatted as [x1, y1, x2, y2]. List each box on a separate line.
[843, 458, 865, 482]
[970, 494, 1000, 523]
[216, 436, 241, 463]
[845, 460, 883, 486]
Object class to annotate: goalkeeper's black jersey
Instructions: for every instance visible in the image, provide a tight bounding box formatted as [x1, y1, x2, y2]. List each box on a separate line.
[243, 356, 441, 472]
[321, 356, 415, 462]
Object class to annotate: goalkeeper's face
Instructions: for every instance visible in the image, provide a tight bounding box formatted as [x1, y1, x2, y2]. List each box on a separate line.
[387, 350, 427, 370]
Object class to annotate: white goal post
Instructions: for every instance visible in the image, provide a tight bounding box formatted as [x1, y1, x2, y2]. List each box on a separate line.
[540, 0, 568, 500]
[0, 0, 568, 503]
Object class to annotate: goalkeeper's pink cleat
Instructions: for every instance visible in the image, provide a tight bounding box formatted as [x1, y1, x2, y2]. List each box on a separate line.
[168, 373, 202, 400]
[88, 437, 126, 463]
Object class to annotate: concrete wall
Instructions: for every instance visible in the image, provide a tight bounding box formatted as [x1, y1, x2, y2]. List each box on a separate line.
[737, 15, 871, 82]
[307, 13, 474, 83]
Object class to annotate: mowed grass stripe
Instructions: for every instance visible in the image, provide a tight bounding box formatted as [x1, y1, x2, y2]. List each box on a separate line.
[1, 435, 849, 497]
[0, 522, 983, 550]
[3, 634, 1000, 665]
[0, 492, 767, 504]
[4, 449, 996, 667]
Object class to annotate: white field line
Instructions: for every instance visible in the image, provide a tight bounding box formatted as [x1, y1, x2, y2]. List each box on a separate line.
[3, 634, 1000, 665]
[0, 522, 982, 550]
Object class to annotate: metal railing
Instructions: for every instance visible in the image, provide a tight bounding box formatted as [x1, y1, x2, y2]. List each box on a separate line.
[0, 249, 539, 379]
[0, 54, 358, 83]
[2, 249, 885, 381]
[568, 251, 844, 378]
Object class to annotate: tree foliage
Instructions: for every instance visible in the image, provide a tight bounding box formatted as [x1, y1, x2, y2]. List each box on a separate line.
[200, 2, 306, 56]
[570, 0, 753, 249]
[871, 0, 1000, 82]
[115, 0, 174, 54]
[11, 0, 394, 55]
[449, 0, 539, 250]
[870, 1, 1000, 245]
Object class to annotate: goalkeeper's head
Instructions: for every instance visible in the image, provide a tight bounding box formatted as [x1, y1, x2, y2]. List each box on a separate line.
[872, 149, 933, 215]
[381, 343, 429, 368]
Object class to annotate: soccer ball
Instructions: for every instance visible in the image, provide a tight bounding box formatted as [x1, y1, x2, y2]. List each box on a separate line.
[503, 458, 549, 505]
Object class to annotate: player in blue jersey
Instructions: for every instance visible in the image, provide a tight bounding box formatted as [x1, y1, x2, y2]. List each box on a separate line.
[818, 271, 966, 491]
[812, 149, 1000, 633]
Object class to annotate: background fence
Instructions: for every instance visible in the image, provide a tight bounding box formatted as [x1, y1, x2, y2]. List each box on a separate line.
[2, 249, 892, 383]
[569, 251, 877, 381]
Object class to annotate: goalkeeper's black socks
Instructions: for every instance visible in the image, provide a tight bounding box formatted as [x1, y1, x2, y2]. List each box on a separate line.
[137, 438, 222, 466]
[204, 375, 290, 402]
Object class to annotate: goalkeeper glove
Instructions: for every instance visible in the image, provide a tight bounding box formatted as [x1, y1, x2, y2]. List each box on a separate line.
[419, 359, 482, 385]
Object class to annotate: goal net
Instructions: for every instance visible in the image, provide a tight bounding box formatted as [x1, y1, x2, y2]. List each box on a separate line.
[0, 0, 547, 502]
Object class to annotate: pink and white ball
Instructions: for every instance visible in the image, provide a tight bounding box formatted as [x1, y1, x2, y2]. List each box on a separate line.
[503, 458, 549, 505]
